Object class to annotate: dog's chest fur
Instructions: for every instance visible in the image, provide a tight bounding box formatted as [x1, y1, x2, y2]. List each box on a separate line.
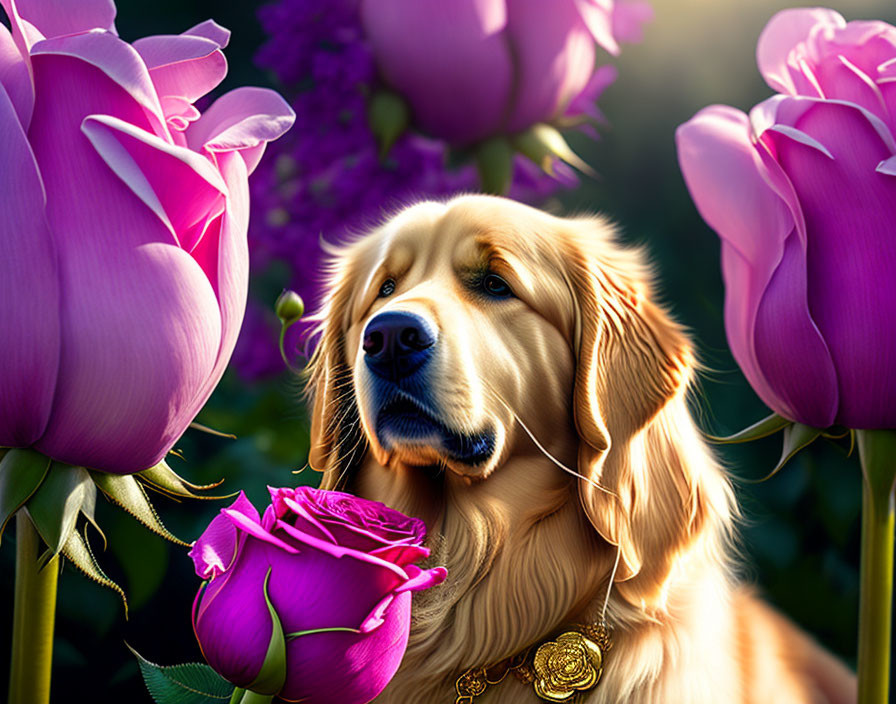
[351, 453, 738, 704]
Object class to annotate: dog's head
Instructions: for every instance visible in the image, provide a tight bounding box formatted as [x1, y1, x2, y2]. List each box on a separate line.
[307, 194, 727, 605]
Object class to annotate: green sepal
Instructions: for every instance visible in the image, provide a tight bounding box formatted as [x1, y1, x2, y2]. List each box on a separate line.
[189, 422, 237, 440]
[475, 137, 514, 195]
[553, 111, 600, 131]
[513, 123, 596, 177]
[750, 423, 823, 483]
[128, 643, 234, 704]
[707, 412, 792, 444]
[79, 480, 106, 549]
[90, 472, 189, 546]
[231, 690, 274, 704]
[0, 448, 51, 544]
[368, 91, 409, 159]
[24, 462, 92, 556]
[61, 525, 127, 613]
[820, 426, 850, 440]
[246, 568, 287, 696]
[285, 626, 361, 640]
[138, 461, 231, 501]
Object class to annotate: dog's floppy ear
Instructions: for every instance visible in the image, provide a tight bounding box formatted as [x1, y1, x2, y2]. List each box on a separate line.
[564, 219, 697, 596]
[305, 241, 367, 490]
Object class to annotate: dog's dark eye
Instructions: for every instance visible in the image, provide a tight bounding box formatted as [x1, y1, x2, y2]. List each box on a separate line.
[378, 278, 396, 297]
[482, 273, 512, 298]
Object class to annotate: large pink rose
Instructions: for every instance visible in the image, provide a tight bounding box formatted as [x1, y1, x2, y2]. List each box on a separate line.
[677, 8, 896, 428]
[360, 0, 651, 144]
[190, 488, 447, 704]
[0, 0, 294, 472]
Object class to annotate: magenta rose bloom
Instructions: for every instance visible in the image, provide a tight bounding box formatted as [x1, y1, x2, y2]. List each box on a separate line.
[190, 488, 447, 704]
[0, 0, 294, 472]
[360, 0, 651, 144]
[676, 8, 896, 429]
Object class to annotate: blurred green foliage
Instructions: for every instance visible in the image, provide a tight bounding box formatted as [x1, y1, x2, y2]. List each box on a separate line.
[2, 0, 894, 700]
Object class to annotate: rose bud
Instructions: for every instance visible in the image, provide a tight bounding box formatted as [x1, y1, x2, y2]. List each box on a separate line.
[360, 0, 652, 145]
[190, 488, 447, 704]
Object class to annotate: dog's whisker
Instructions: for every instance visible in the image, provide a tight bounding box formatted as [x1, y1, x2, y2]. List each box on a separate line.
[330, 418, 362, 458]
[324, 388, 357, 414]
[330, 404, 369, 475]
[600, 544, 622, 623]
[484, 384, 618, 500]
[326, 386, 359, 421]
[336, 427, 367, 465]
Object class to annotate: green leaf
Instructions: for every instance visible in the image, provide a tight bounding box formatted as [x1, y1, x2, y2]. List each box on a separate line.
[247, 568, 287, 696]
[513, 123, 596, 177]
[24, 462, 91, 555]
[128, 644, 234, 704]
[61, 526, 127, 613]
[0, 448, 51, 544]
[475, 137, 514, 195]
[749, 423, 823, 483]
[138, 461, 231, 501]
[707, 411, 792, 444]
[90, 472, 189, 546]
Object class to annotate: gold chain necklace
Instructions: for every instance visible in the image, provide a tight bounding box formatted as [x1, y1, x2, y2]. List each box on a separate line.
[455, 547, 621, 703]
[454, 622, 612, 703]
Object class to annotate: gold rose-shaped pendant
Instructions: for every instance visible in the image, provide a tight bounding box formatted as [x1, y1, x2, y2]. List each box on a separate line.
[532, 631, 604, 702]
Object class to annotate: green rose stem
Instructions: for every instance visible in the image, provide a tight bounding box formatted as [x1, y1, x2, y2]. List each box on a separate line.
[857, 430, 896, 704]
[8, 511, 58, 704]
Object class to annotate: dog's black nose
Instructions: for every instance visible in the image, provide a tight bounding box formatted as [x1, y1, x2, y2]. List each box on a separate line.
[363, 311, 437, 380]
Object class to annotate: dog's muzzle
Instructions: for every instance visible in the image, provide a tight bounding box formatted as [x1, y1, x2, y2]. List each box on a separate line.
[362, 311, 437, 381]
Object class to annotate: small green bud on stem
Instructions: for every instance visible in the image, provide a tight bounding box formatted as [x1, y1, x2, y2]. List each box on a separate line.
[275, 290, 304, 325]
[275, 290, 304, 373]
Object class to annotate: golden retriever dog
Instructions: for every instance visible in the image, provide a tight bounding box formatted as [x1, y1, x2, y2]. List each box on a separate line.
[305, 194, 856, 703]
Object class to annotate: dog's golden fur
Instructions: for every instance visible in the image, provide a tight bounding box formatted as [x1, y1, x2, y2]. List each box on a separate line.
[305, 195, 856, 703]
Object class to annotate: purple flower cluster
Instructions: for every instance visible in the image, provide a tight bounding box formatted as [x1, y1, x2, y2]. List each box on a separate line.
[235, 0, 578, 378]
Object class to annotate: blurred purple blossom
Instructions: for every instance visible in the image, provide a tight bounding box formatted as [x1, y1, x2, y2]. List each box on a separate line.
[236, 0, 620, 378]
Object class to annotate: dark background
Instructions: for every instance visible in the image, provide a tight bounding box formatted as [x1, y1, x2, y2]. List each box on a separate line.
[2, 0, 894, 699]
